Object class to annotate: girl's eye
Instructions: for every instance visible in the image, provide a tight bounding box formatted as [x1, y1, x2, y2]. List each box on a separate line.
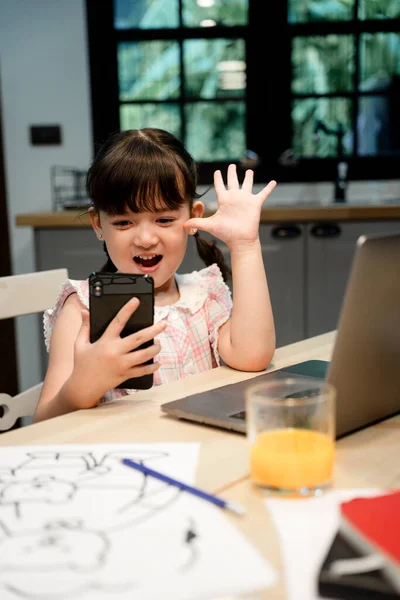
[113, 220, 131, 227]
[157, 218, 175, 225]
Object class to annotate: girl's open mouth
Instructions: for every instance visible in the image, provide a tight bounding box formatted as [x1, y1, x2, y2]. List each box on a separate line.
[134, 254, 163, 270]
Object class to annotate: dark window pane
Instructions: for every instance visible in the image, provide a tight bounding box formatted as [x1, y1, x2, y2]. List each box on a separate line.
[182, 0, 248, 27]
[359, 33, 400, 92]
[358, 0, 400, 20]
[118, 41, 180, 101]
[120, 103, 181, 136]
[114, 0, 179, 29]
[358, 95, 400, 155]
[292, 35, 355, 94]
[184, 39, 245, 99]
[288, 0, 354, 23]
[292, 97, 353, 157]
[185, 101, 245, 161]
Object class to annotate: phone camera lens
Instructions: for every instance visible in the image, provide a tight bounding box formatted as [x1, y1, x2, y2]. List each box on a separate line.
[94, 281, 103, 297]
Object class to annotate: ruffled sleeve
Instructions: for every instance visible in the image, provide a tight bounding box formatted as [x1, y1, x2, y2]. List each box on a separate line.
[202, 264, 232, 365]
[43, 279, 88, 352]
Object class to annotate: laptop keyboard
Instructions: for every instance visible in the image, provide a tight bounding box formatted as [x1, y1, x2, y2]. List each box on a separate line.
[228, 388, 321, 423]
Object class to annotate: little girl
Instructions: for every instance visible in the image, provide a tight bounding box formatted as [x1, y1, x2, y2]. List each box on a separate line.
[34, 128, 276, 423]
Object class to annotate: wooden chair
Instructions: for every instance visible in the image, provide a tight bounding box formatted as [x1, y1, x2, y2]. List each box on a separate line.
[0, 268, 68, 431]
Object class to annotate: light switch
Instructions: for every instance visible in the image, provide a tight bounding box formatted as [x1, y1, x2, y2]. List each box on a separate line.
[29, 125, 62, 146]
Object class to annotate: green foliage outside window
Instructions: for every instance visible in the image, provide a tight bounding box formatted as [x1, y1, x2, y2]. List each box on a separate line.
[185, 101, 246, 161]
[292, 35, 355, 95]
[359, 32, 400, 90]
[182, 0, 248, 27]
[118, 41, 180, 101]
[114, 0, 179, 29]
[120, 104, 181, 136]
[184, 39, 245, 99]
[292, 98, 353, 157]
[358, 0, 400, 20]
[288, 0, 354, 23]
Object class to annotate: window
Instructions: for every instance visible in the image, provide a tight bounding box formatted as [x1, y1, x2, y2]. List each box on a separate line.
[287, 0, 400, 182]
[86, 0, 400, 184]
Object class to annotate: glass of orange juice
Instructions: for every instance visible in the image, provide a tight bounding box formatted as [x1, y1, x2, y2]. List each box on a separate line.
[246, 376, 336, 496]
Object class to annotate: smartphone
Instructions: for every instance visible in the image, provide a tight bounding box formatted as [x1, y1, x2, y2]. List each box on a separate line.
[89, 272, 155, 390]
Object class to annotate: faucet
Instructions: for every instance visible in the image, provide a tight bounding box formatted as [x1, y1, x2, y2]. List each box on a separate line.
[240, 149, 260, 170]
[314, 120, 348, 203]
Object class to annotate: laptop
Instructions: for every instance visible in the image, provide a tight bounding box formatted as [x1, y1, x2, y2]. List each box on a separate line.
[161, 232, 400, 439]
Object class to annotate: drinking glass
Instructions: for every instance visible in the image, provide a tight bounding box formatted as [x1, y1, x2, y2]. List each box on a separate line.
[246, 376, 336, 496]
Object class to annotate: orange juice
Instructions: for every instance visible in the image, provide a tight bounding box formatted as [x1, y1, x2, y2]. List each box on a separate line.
[250, 428, 334, 490]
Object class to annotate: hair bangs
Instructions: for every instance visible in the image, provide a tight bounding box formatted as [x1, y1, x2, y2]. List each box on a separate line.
[87, 130, 198, 215]
[124, 161, 190, 214]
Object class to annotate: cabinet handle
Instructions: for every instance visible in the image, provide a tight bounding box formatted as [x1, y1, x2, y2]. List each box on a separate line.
[310, 222, 341, 238]
[271, 224, 302, 239]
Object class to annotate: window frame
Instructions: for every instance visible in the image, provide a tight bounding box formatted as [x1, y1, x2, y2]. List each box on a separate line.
[85, 0, 400, 185]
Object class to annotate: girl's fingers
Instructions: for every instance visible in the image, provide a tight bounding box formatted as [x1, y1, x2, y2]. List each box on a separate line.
[227, 163, 239, 189]
[213, 169, 225, 195]
[105, 297, 140, 337]
[120, 319, 167, 353]
[184, 216, 214, 236]
[241, 169, 254, 193]
[183, 218, 203, 231]
[257, 180, 277, 204]
[125, 341, 162, 369]
[215, 164, 257, 196]
[125, 361, 161, 381]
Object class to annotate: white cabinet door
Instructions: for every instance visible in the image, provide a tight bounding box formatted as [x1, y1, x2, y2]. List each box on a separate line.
[35, 229, 104, 279]
[180, 224, 306, 348]
[260, 224, 305, 347]
[306, 220, 400, 337]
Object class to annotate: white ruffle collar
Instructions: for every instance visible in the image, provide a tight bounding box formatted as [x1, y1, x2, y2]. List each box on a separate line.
[155, 270, 209, 320]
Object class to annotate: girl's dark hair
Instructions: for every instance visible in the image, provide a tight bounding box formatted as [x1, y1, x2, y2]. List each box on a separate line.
[86, 128, 230, 281]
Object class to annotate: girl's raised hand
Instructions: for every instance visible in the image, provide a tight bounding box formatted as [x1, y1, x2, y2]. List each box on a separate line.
[67, 298, 166, 409]
[185, 164, 276, 249]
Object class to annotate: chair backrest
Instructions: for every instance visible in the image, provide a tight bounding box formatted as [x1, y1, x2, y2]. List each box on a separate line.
[0, 268, 68, 431]
[0, 268, 68, 319]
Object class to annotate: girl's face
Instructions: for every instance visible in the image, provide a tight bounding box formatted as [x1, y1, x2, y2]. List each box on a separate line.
[89, 201, 204, 302]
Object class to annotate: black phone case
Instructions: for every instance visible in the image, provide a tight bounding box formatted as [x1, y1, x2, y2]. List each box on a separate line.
[89, 272, 154, 390]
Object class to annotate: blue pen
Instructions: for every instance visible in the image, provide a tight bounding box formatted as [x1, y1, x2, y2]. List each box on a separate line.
[121, 458, 246, 517]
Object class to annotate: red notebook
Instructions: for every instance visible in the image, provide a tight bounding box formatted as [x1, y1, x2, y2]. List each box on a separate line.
[339, 490, 400, 591]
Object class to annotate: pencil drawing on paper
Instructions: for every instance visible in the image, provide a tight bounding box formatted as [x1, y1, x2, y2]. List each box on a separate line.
[0, 447, 200, 598]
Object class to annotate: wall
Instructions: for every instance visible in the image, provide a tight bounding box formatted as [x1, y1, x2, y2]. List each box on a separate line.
[0, 0, 92, 390]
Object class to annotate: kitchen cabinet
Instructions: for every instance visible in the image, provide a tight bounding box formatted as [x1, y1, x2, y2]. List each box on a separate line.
[34, 228, 104, 279]
[260, 224, 305, 347]
[306, 220, 400, 337]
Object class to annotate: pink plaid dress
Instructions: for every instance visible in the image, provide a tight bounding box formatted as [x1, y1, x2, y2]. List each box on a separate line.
[43, 264, 232, 403]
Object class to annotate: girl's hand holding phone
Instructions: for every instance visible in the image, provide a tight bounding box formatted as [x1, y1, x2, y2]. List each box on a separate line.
[66, 298, 166, 410]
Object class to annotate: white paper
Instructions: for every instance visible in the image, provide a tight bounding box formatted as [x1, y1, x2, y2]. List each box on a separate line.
[265, 489, 381, 600]
[0, 443, 276, 599]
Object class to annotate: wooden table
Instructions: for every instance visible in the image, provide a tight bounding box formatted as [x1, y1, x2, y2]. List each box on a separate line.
[1, 330, 399, 599]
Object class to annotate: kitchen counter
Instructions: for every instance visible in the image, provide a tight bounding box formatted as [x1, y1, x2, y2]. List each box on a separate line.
[15, 198, 400, 228]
